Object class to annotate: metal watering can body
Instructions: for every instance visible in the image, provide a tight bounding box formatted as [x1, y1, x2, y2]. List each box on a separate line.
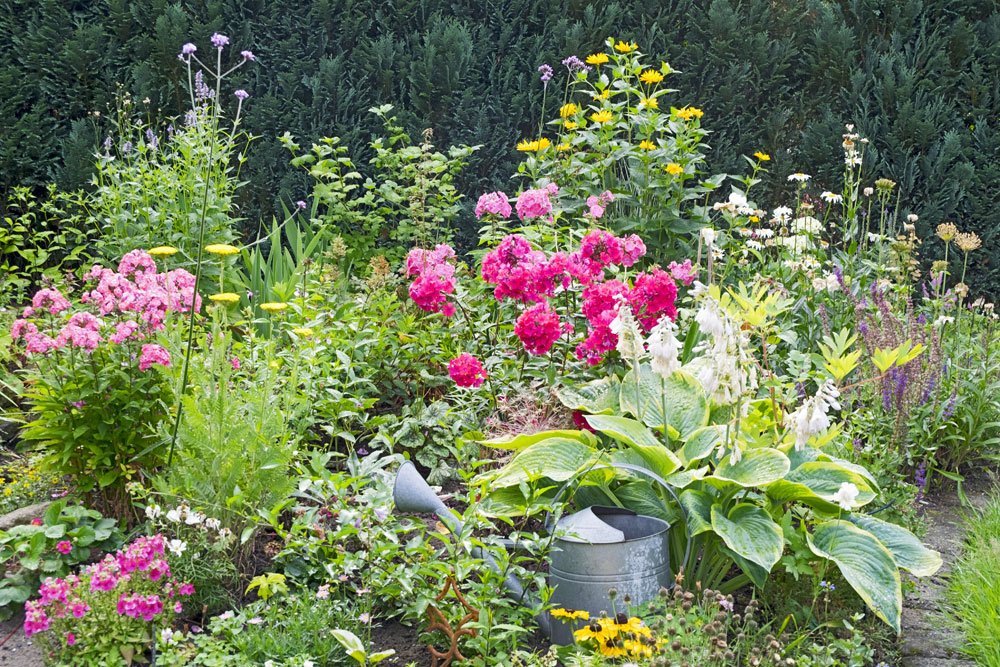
[392, 462, 678, 645]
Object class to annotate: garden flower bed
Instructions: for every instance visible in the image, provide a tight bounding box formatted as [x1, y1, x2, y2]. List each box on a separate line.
[1, 33, 997, 667]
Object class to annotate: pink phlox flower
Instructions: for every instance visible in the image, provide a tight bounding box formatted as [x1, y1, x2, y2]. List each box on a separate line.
[138, 344, 171, 371]
[474, 191, 512, 219]
[515, 186, 557, 221]
[110, 320, 141, 344]
[448, 353, 488, 388]
[668, 259, 698, 286]
[481, 235, 559, 303]
[31, 288, 71, 315]
[627, 269, 679, 330]
[117, 250, 158, 278]
[514, 302, 568, 355]
[405, 245, 457, 317]
[576, 279, 628, 365]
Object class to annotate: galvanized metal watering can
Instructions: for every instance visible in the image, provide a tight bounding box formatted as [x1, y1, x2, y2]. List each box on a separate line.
[392, 461, 683, 644]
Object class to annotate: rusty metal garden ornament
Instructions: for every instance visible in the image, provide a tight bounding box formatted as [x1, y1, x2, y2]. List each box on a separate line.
[425, 575, 479, 667]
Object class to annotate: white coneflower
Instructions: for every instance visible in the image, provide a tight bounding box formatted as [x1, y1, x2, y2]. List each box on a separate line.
[647, 318, 681, 378]
[611, 304, 644, 359]
[820, 191, 843, 204]
[755, 227, 774, 239]
[787, 172, 811, 182]
[746, 240, 763, 251]
[788, 380, 840, 450]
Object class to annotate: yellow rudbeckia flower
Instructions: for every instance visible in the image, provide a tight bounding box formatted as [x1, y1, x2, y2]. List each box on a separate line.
[550, 608, 590, 621]
[590, 109, 613, 124]
[148, 246, 178, 257]
[205, 244, 240, 256]
[585, 53, 609, 66]
[639, 69, 664, 84]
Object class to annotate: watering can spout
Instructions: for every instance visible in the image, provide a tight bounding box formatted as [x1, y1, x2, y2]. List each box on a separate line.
[391, 461, 551, 638]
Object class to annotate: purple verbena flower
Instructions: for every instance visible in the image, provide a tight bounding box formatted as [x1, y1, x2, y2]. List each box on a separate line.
[296, 200, 307, 210]
[210, 33, 229, 49]
[234, 89, 249, 101]
[561, 55, 590, 73]
[538, 63, 553, 84]
[240, 50, 256, 62]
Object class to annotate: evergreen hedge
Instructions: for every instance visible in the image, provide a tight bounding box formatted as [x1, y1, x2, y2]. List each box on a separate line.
[2, 0, 997, 294]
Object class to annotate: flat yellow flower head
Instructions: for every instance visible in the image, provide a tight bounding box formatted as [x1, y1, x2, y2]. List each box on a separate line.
[205, 244, 240, 256]
[590, 109, 613, 124]
[639, 69, 664, 84]
[148, 246, 178, 257]
[559, 102, 578, 118]
[754, 151, 771, 162]
[676, 106, 704, 121]
[536, 137, 552, 151]
[260, 302, 289, 313]
[665, 163, 684, 176]
[209, 292, 240, 304]
[557, 142, 571, 152]
[639, 140, 656, 151]
[585, 53, 609, 66]
[291, 327, 314, 337]
[614, 40, 638, 53]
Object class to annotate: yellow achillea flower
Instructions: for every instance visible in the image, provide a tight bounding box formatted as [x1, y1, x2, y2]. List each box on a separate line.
[205, 243, 240, 256]
[550, 608, 590, 621]
[614, 40, 638, 53]
[754, 151, 771, 162]
[564, 121, 578, 130]
[559, 103, 578, 118]
[260, 302, 289, 313]
[639, 96, 658, 109]
[209, 292, 240, 303]
[639, 69, 664, 84]
[590, 109, 613, 124]
[585, 53, 609, 66]
[639, 140, 656, 151]
[665, 163, 684, 175]
[148, 246, 178, 257]
[676, 106, 704, 120]
[292, 327, 314, 337]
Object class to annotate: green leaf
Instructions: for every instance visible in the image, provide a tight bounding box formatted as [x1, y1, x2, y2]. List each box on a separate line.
[848, 514, 942, 577]
[766, 461, 876, 511]
[331, 628, 366, 662]
[482, 438, 595, 489]
[719, 545, 768, 588]
[585, 414, 681, 477]
[710, 503, 783, 572]
[679, 489, 714, 536]
[620, 366, 709, 438]
[808, 520, 902, 633]
[480, 429, 597, 451]
[710, 448, 790, 488]
[681, 425, 725, 463]
[556, 377, 621, 414]
[613, 481, 671, 523]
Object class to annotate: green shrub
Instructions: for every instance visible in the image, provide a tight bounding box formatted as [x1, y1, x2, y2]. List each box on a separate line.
[947, 495, 1000, 667]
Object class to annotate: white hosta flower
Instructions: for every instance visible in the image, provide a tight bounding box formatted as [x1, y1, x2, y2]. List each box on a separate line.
[694, 299, 727, 337]
[167, 539, 187, 557]
[700, 227, 717, 246]
[165, 508, 182, 523]
[611, 305, 644, 359]
[647, 318, 681, 378]
[820, 191, 843, 204]
[145, 504, 162, 520]
[688, 298, 757, 406]
[789, 380, 841, 450]
[832, 482, 860, 511]
[787, 172, 811, 182]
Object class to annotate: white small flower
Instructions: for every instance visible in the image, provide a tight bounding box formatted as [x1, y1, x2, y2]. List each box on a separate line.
[787, 172, 811, 182]
[832, 482, 860, 511]
[700, 227, 717, 246]
[264, 662, 274, 667]
[165, 509, 182, 523]
[771, 206, 792, 223]
[168, 539, 187, 557]
[820, 191, 843, 204]
[933, 316, 955, 327]
[746, 239, 763, 251]
[863, 187, 874, 196]
[845, 155, 862, 167]
[612, 305, 644, 359]
[755, 227, 774, 239]
[789, 380, 841, 450]
[205, 517, 221, 531]
[218, 611, 235, 621]
[145, 504, 162, 520]
[304, 661, 315, 667]
[867, 232, 882, 242]
[791, 216, 821, 235]
[694, 300, 726, 337]
[907, 213, 919, 222]
[812, 273, 839, 293]
[647, 318, 681, 379]
[316, 584, 330, 600]
[185, 511, 204, 526]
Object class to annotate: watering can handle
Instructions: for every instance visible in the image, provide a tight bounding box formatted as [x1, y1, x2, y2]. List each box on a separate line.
[547, 461, 693, 577]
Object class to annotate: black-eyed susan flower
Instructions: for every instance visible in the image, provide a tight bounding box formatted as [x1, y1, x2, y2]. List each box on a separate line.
[205, 244, 240, 256]
[550, 608, 590, 621]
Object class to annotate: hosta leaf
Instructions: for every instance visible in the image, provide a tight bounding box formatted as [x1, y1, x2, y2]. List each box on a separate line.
[849, 514, 942, 577]
[585, 414, 681, 477]
[682, 425, 725, 463]
[808, 520, 901, 632]
[679, 489, 713, 536]
[719, 546, 768, 588]
[620, 365, 709, 438]
[480, 429, 597, 451]
[765, 462, 876, 511]
[710, 448, 790, 488]
[614, 481, 671, 523]
[710, 503, 783, 572]
[483, 438, 594, 489]
[556, 377, 621, 414]
[665, 466, 710, 488]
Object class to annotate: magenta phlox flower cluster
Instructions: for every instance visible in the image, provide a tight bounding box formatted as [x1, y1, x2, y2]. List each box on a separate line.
[627, 269, 679, 330]
[405, 244, 457, 317]
[667, 259, 698, 286]
[474, 191, 512, 219]
[514, 302, 570, 355]
[11, 251, 198, 364]
[481, 235, 565, 303]
[448, 353, 488, 388]
[515, 183, 559, 221]
[23, 534, 193, 640]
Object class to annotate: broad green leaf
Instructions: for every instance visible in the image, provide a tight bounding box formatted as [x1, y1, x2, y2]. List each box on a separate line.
[766, 462, 876, 511]
[620, 366, 709, 438]
[682, 425, 725, 463]
[585, 414, 681, 477]
[614, 481, 671, 523]
[849, 514, 942, 577]
[808, 520, 902, 632]
[665, 466, 710, 488]
[485, 438, 595, 489]
[480, 429, 597, 451]
[710, 448, 790, 488]
[556, 377, 621, 414]
[331, 628, 366, 659]
[720, 545, 768, 588]
[710, 503, 783, 572]
[679, 489, 713, 536]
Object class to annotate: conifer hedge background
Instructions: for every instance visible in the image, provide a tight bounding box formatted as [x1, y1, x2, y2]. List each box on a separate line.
[2, 0, 997, 293]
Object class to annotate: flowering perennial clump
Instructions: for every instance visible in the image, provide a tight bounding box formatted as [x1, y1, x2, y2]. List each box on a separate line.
[405, 244, 458, 317]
